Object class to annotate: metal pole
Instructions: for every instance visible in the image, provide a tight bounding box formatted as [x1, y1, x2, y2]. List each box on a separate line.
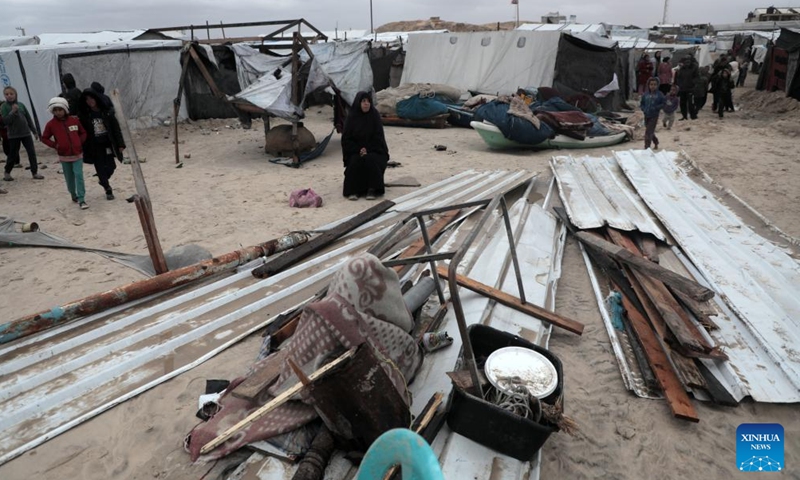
[370, 0, 375, 41]
[206, 20, 211, 40]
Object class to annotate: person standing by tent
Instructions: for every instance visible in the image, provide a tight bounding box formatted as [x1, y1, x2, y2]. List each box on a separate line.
[0, 103, 7, 194]
[675, 56, 699, 120]
[341, 91, 389, 201]
[41, 97, 89, 209]
[78, 88, 125, 200]
[2, 86, 43, 182]
[657, 57, 674, 94]
[737, 60, 749, 87]
[640, 78, 665, 150]
[636, 54, 654, 94]
[60, 74, 82, 116]
[89, 82, 113, 109]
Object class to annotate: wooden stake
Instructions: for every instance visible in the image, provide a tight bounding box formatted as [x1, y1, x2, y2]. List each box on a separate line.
[110, 90, 168, 275]
[200, 348, 356, 455]
[575, 231, 714, 301]
[188, 44, 224, 98]
[174, 52, 191, 165]
[436, 266, 584, 335]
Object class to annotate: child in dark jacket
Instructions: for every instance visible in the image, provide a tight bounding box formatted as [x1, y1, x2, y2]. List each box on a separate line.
[640, 78, 666, 149]
[714, 70, 735, 118]
[662, 84, 680, 130]
[78, 88, 125, 200]
[42, 97, 89, 209]
[1, 86, 42, 181]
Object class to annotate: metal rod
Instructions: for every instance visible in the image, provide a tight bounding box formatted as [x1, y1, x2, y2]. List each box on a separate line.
[410, 199, 490, 218]
[418, 217, 447, 305]
[500, 197, 527, 305]
[206, 20, 210, 40]
[382, 252, 455, 268]
[151, 19, 308, 32]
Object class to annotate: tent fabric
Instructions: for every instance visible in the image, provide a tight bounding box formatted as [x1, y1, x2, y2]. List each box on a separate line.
[401, 31, 562, 94]
[61, 48, 187, 129]
[230, 44, 287, 90]
[231, 40, 372, 120]
[0, 40, 187, 131]
[517, 23, 607, 35]
[36, 31, 148, 45]
[301, 40, 373, 107]
[0, 36, 38, 48]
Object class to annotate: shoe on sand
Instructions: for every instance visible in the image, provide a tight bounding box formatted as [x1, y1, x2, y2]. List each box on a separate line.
[365, 189, 377, 200]
[348, 194, 358, 201]
[79, 202, 89, 210]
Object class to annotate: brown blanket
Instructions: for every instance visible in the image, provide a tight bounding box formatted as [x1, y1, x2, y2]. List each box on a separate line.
[184, 253, 422, 461]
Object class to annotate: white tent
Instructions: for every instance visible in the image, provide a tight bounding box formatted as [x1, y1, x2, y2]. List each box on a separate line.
[36, 30, 151, 45]
[517, 23, 606, 35]
[401, 31, 563, 94]
[0, 40, 187, 131]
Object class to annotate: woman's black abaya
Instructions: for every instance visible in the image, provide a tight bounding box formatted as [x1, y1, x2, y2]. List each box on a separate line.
[341, 91, 389, 197]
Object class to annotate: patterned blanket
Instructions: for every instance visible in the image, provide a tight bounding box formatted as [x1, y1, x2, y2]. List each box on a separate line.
[184, 253, 422, 461]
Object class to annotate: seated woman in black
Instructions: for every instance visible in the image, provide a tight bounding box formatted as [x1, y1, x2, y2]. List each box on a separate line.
[341, 91, 389, 201]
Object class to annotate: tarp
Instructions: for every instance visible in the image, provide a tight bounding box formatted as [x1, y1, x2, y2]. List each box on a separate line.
[0, 36, 38, 48]
[517, 23, 606, 35]
[36, 30, 148, 45]
[401, 31, 562, 94]
[0, 40, 187, 131]
[231, 40, 372, 120]
[230, 44, 286, 90]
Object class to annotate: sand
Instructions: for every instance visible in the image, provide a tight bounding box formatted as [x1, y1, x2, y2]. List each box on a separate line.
[1, 87, 799, 479]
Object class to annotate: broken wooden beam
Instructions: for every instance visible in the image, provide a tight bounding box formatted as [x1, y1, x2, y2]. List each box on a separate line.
[200, 348, 356, 455]
[616, 288, 699, 422]
[606, 229, 722, 359]
[133, 195, 169, 275]
[187, 44, 224, 98]
[575, 231, 714, 302]
[435, 266, 584, 335]
[253, 200, 394, 279]
[393, 210, 461, 277]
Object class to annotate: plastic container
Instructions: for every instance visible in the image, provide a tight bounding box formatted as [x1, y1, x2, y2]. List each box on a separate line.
[446, 324, 564, 461]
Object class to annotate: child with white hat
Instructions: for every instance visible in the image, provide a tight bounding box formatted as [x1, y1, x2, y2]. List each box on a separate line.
[41, 97, 89, 209]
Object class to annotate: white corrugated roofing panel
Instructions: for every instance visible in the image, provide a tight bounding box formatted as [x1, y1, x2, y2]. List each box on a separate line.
[35, 30, 148, 45]
[551, 154, 669, 241]
[614, 150, 800, 403]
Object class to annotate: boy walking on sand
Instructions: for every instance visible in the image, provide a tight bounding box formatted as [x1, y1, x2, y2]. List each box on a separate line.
[640, 78, 665, 149]
[662, 84, 679, 130]
[41, 97, 89, 209]
[1, 86, 43, 182]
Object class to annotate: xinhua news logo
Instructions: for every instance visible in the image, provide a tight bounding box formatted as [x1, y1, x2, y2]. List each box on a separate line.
[736, 423, 784, 472]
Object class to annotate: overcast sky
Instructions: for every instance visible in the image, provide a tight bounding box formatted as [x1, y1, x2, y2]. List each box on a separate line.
[2, 0, 759, 37]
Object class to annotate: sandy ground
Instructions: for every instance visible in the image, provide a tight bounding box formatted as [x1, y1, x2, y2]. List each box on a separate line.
[1, 86, 799, 479]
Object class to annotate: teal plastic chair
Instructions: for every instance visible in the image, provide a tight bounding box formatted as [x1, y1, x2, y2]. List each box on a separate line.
[356, 428, 445, 480]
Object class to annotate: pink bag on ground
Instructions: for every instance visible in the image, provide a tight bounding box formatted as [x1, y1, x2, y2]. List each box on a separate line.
[289, 188, 323, 208]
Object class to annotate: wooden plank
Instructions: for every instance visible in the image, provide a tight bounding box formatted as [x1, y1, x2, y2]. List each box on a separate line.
[200, 348, 356, 455]
[133, 196, 169, 275]
[174, 52, 191, 165]
[606, 229, 717, 356]
[188, 45, 224, 98]
[575, 231, 714, 301]
[671, 288, 719, 331]
[669, 351, 708, 390]
[435, 266, 584, 335]
[230, 349, 289, 401]
[617, 289, 700, 422]
[639, 234, 659, 263]
[253, 200, 394, 279]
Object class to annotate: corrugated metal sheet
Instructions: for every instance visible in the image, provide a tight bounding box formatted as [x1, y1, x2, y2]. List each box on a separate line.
[551, 154, 668, 241]
[0, 169, 533, 466]
[615, 150, 800, 402]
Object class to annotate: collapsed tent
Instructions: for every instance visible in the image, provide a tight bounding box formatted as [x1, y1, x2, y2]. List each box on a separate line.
[0, 40, 188, 131]
[230, 41, 373, 121]
[400, 30, 628, 110]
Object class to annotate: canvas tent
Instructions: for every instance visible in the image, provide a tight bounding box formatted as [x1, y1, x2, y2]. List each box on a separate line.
[230, 40, 373, 120]
[758, 28, 800, 100]
[401, 30, 628, 110]
[0, 36, 38, 48]
[0, 40, 187, 131]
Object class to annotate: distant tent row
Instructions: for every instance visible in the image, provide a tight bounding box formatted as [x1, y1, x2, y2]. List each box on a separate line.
[401, 30, 629, 111]
[757, 28, 800, 100]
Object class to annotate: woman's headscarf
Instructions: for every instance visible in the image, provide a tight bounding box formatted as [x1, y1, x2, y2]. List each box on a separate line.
[343, 91, 380, 134]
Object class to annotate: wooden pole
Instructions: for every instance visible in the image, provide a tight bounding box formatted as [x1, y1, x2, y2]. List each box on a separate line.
[188, 45, 224, 98]
[174, 52, 191, 165]
[291, 32, 301, 166]
[110, 90, 168, 275]
[436, 266, 584, 335]
[200, 348, 356, 455]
